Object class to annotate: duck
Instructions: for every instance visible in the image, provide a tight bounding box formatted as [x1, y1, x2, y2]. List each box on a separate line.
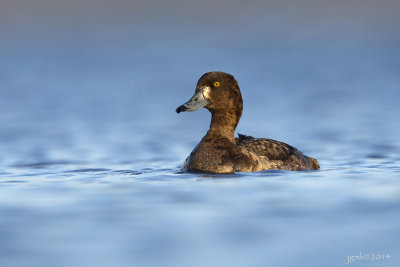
[176, 71, 319, 174]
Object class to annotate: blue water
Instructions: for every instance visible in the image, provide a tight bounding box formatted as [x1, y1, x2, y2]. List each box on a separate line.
[1, 1, 400, 266]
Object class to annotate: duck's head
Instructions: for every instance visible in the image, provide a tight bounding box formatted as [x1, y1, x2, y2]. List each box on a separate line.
[176, 72, 243, 115]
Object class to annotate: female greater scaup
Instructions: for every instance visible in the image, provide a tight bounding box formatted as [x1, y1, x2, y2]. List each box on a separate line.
[176, 71, 319, 174]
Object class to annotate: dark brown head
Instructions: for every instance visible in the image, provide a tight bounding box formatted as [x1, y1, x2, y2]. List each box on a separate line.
[176, 72, 243, 118]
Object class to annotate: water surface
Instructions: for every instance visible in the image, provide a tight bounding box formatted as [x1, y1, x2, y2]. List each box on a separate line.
[1, 1, 399, 266]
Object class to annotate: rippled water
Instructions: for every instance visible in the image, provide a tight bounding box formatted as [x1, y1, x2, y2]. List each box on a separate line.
[1, 1, 400, 266]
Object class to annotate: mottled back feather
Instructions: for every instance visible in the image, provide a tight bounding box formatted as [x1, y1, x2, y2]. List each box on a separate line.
[236, 134, 298, 161]
[235, 134, 319, 170]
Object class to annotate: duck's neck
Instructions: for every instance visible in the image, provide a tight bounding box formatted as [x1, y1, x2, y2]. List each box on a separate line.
[206, 111, 241, 141]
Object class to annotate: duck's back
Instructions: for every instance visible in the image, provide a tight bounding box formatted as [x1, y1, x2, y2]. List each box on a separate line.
[235, 134, 319, 171]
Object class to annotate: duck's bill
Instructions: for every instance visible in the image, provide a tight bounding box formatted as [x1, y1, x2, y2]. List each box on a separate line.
[176, 91, 209, 113]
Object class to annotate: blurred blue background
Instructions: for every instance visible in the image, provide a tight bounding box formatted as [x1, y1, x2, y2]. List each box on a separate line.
[0, 0, 399, 266]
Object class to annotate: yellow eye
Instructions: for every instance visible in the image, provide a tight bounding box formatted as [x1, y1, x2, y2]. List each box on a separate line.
[214, 81, 220, 87]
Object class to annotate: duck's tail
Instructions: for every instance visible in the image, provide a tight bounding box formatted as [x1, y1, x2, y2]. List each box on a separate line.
[307, 157, 320, 170]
